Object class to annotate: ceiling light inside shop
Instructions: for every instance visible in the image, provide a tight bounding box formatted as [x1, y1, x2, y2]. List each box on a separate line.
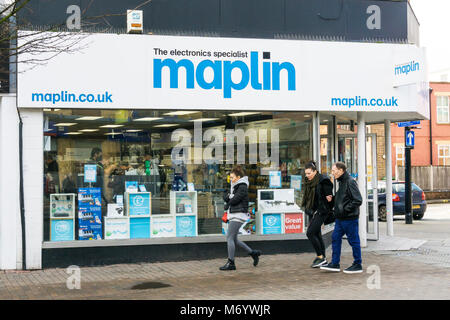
[99, 125, 124, 128]
[76, 116, 103, 120]
[163, 111, 199, 116]
[228, 112, 261, 116]
[153, 124, 179, 128]
[55, 123, 77, 126]
[65, 132, 83, 135]
[189, 118, 219, 122]
[125, 129, 143, 132]
[133, 117, 163, 121]
[304, 115, 311, 118]
[78, 129, 99, 132]
[105, 132, 123, 135]
[43, 108, 52, 111]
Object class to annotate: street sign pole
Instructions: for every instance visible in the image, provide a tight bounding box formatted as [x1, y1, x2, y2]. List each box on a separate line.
[404, 127, 413, 224]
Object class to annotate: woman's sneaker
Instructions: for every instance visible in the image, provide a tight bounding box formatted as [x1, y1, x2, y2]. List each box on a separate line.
[343, 263, 363, 274]
[320, 262, 341, 272]
[311, 257, 327, 268]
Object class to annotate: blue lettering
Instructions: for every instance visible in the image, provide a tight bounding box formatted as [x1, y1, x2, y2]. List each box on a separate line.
[272, 62, 296, 91]
[153, 51, 296, 98]
[223, 60, 249, 99]
[153, 58, 195, 89]
[250, 52, 262, 90]
[196, 60, 222, 90]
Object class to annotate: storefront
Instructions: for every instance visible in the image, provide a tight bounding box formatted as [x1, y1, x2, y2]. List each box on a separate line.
[0, 31, 429, 269]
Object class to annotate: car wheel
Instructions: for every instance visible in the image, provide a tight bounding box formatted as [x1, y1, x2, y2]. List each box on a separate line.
[413, 213, 424, 220]
[378, 205, 387, 222]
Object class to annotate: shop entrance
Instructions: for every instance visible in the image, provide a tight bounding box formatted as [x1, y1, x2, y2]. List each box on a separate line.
[337, 133, 379, 241]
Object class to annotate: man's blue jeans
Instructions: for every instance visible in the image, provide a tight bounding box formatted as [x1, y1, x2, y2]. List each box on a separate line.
[331, 218, 362, 265]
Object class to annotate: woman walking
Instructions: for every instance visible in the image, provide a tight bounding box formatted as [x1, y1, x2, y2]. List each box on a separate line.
[220, 166, 261, 271]
[302, 161, 334, 268]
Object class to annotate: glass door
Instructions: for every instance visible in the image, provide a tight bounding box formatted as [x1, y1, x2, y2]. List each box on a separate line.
[337, 133, 379, 241]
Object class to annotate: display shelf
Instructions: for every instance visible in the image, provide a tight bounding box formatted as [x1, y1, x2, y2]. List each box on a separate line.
[49, 193, 76, 241]
[104, 217, 130, 240]
[170, 191, 197, 215]
[125, 192, 151, 217]
[170, 191, 198, 237]
[256, 189, 305, 235]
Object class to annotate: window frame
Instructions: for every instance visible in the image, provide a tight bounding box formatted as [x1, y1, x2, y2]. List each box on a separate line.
[436, 95, 450, 124]
[437, 145, 450, 166]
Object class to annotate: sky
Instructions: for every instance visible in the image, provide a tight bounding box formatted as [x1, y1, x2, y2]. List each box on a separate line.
[409, 0, 450, 73]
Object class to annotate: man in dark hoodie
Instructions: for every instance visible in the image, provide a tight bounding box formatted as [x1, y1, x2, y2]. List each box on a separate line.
[302, 161, 334, 268]
[321, 162, 363, 274]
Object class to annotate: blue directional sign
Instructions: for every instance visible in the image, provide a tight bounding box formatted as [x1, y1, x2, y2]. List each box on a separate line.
[405, 130, 415, 148]
[397, 120, 420, 128]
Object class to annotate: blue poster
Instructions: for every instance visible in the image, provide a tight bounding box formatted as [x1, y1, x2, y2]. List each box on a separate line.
[176, 216, 196, 237]
[125, 181, 138, 192]
[51, 219, 74, 241]
[128, 193, 151, 216]
[290, 175, 302, 191]
[130, 217, 151, 239]
[262, 214, 282, 234]
[84, 164, 97, 183]
[269, 171, 282, 188]
[78, 188, 102, 208]
[78, 188, 102, 240]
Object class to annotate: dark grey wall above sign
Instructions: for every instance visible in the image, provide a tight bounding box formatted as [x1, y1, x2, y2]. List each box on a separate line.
[18, 0, 416, 43]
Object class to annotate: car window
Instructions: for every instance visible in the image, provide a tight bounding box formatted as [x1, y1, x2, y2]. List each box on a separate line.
[393, 183, 421, 192]
[393, 184, 405, 193]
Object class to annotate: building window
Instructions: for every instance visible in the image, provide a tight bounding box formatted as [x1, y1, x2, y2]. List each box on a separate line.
[396, 145, 405, 167]
[437, 96, 450, 124]
[438, 145, 450, 166]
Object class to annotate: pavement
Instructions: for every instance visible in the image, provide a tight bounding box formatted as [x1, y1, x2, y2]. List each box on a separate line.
[0, 203, 449, 300]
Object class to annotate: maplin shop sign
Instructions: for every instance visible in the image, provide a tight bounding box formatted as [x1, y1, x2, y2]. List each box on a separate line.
[152, 48, 296, 98]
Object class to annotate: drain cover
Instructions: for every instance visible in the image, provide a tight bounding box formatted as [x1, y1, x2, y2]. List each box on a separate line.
[131, 282, 171, 290]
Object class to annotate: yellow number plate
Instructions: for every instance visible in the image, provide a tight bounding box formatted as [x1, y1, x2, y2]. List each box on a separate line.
[412, 205, 420, 209]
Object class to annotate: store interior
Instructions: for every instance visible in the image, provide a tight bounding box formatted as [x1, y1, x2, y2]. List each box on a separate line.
[43, 109, 314, 241]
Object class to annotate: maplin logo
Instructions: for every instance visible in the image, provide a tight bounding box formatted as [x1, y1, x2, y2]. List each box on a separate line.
[153, 51, 296, 98]
[395, 61, 420, 76]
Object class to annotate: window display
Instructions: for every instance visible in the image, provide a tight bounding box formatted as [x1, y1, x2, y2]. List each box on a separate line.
[43, 109, 313, 243]
[256, 189, 305, 235]
[49, 193, 75, 241]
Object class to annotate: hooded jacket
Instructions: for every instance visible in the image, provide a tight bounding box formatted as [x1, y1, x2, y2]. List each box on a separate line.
[224, 176, 249, 223]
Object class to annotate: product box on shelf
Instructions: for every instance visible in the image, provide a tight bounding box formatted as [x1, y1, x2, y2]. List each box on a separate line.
[78, 188, 102, 240]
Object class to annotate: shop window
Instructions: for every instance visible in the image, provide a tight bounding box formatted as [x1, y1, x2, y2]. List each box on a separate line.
[438, 145, 450, 166]
[43, 109, 313, 242]
[437, 96, 450, 124]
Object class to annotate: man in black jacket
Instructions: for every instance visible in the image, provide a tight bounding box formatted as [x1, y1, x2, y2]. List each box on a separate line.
[321, 162, 363, 274]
